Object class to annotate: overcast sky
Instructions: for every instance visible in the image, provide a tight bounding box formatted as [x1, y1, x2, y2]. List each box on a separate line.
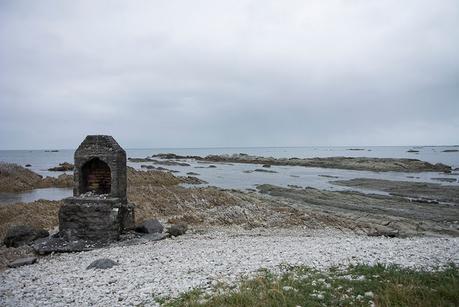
[0, 0, 458, 149]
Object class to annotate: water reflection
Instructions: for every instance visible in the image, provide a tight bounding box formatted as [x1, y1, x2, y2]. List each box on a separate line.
[0, 188, 72, 205]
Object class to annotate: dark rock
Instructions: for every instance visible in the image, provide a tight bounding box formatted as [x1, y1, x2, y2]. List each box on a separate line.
[48, 162, 74, 171]
[254, 169, 278, 173]
[4, 225, 49, 248]
[318, 174, 339, 179]
[407, 149, 419, 153]
[347, 148, 365, 151]
[186, 172, 200, 176]
[262, 164, 271, 168]
[152, 153, 202, 160]
[87, 258, 118, 270]
[443, 149, 459, 153]
[409, 198, 440, 204]
[8, 257, 37, 268]
[130, 157, 190, 166]
[167, 224, 188, 236]
[25, 164, 32, 167]
[431, 177, 457, 183]
[135, 219, 164, 234]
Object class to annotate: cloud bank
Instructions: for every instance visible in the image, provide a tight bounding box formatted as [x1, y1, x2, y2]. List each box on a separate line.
[0, 0, 458, 149]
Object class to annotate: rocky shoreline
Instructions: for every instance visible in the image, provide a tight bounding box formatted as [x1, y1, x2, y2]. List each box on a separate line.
[150, 153, 452, 173]
[0, 162, 72, 193]
[2, 165, 458, 247]
[1, 156, 458, 305]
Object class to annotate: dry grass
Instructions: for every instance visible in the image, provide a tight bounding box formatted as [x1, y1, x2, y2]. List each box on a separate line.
[0, 162, 44, 192]
[0, 200, 62, 240]
[127, 167, 182, 186]
[128, 183, 311, 229]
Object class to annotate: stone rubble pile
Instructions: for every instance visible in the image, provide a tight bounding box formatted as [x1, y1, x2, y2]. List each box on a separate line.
[79, 191, 109, 200]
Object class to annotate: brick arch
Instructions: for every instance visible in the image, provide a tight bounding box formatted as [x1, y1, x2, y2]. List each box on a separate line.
[81, 158, 111, 194]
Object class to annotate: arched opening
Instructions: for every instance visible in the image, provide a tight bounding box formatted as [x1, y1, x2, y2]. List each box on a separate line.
[81, 158, 111, 194]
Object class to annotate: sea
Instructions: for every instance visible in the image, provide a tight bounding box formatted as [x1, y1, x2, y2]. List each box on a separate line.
[1, 146, 458, 204]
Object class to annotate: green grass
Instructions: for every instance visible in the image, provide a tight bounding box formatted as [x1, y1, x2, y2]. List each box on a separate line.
[157, 264, 459, 307]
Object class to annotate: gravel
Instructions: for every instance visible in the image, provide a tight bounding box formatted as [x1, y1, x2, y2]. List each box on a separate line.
[0, 227, 458, 307]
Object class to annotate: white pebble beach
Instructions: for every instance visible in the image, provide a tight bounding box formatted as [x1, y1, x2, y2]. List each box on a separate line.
[1, 227, 458, 307]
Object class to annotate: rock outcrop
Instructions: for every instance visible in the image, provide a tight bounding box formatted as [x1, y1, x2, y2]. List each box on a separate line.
[143, 152, 453, 172]
[0, 162, 72, 193]
[48, 162, 74, 171]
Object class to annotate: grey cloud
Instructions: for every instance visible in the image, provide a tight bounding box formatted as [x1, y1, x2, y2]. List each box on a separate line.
[0, 0, 458, 149]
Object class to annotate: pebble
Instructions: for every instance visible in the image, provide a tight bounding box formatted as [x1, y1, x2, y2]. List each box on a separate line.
[0, 228, 458, 306]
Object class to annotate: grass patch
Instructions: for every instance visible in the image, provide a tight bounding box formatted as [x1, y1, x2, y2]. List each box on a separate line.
[158, 263, 459, 307]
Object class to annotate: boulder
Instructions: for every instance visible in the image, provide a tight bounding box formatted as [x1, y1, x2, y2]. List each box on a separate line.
[135, 219, 164, 234]
[87, 258, 118, 270]
[8, 257, 37, 268]
[4, 225, 49, 248]
[167, 224, 188, 237]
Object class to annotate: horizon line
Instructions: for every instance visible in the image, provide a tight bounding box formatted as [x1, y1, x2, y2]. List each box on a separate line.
[0, 144, 458, 151]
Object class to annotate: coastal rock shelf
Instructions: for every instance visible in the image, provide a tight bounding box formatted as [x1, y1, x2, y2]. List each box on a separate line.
[150, 153, 452, 173]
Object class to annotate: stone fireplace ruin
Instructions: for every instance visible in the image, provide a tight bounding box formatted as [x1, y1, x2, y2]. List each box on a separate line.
[59, 135, 134, 241]
[81, 158, 111, 195]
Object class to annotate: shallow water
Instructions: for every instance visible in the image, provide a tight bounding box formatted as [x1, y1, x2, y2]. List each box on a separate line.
[130, 159, 459, 192]
[0, 187, 72, 205]
[0, 146, 458, 204]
